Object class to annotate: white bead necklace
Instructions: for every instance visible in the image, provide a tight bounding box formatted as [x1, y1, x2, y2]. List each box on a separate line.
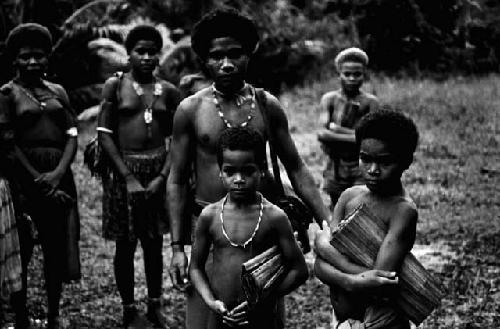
[220, 192, 263, 249]
[212, 84, 256, 128]
[132, 79, 162, 138]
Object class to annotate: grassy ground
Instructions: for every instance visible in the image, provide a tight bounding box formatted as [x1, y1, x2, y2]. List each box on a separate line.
[5, 75, 500, 328]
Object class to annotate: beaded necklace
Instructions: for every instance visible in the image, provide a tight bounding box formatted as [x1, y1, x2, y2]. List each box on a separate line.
[220, 192, 263, 249]
[212, 83, 256, 128]
[15, 83, 47, 110]
[132, 79, 162, 139]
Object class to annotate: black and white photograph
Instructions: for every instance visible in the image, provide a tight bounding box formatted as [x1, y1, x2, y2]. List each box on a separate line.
[0, 1, 498, 328]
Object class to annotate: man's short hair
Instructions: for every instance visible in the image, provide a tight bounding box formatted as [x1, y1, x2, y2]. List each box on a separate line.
[5, 23, 53, 61]
[216, 127, 267, 169]
[335, 47, 369, 71]
[191, 7, 259, 60]
[125, 25, 163, 53]
[355, 108, 419, 167]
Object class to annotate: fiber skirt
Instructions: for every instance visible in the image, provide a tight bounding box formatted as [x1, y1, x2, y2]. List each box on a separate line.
[102, 146, 168, 241]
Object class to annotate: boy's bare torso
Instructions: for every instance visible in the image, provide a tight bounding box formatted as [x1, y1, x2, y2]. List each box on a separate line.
[202, 198, 283, 327]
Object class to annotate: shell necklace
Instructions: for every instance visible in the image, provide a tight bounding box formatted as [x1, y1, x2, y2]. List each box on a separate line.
[212, 83, 256, 128]
[132, 79, 162, 138]
[220, 192, 263, 249]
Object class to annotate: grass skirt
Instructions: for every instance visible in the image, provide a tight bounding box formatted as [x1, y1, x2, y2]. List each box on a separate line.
[0, 178, 22, 302]
[102, 147, 168, 241]
[16, 146, 81, 282]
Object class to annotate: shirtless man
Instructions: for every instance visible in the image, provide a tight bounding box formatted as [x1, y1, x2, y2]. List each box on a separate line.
[166, 8, 330, 329]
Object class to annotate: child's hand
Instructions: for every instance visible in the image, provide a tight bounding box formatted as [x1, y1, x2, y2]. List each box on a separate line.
[314, 220, 331, 251]
[350, 270, 398, 291]
[223, 301, 249, 328]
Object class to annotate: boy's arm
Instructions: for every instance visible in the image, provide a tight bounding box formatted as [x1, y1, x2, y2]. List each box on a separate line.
[314, 257, 398, 291]
[373, 204, 417, 272]
[189, 208, 227, 314]
[314, 189, 369, 274]
[270, 209, 308, 297]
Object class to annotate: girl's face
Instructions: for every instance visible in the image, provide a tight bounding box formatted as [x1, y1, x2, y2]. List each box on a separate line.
[129, 40, 160, 75]
[15, 46, 48, 78]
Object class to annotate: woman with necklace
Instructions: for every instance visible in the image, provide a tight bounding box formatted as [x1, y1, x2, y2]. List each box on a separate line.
[0, 23, 80, 329]
[97, 25, 180, 329]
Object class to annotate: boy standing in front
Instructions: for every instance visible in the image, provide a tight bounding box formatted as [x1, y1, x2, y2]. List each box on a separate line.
[189, 127, 308, 329]
[318, 47, 379, 210]
[315, 109, 420, 329]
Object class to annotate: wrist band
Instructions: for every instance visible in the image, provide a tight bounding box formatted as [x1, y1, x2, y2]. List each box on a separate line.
[66, 127, 78, 137]
[170, 241, 183, 247]
[124, 172, 133, 178]
[97, 126, 113, 134]
[159, 173, 167, 180]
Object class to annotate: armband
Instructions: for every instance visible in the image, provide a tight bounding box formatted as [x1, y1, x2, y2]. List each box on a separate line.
[66, 127, 78, 137]
[97, 126, 113, 134]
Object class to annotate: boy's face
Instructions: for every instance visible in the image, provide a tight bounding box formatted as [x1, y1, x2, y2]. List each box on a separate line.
[339, 61, 365, 94]
[15, 46, 48, 78]
[359, 138, 404, 194]
[220, 149, 261, 201]
[129, 40, 160, 75]
[205, 37, 249, 92]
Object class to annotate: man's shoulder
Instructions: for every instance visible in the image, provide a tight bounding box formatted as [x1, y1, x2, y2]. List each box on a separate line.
[179, 87, 212, 109]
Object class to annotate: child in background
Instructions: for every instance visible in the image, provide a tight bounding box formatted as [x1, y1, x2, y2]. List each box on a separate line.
[318, 47, 379, 210]
[315, 109, 419, 329]
[189, 127, 308, 329]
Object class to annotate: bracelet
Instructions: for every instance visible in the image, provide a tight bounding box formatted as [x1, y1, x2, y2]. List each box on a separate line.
[170, 241, 183, 247]
[124, 172, 133, 178]
[159, 173, 167, 180]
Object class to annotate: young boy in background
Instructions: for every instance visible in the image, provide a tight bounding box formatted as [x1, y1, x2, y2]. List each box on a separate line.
[318, 47, 379, 210]
[189, 127, 308, 329]
[314, 109, 420, 329]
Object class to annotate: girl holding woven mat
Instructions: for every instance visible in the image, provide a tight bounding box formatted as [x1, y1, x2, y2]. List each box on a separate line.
[314, 109, 420, 329]
[0, 23, 80, 329]
[96, 25, 181, 328]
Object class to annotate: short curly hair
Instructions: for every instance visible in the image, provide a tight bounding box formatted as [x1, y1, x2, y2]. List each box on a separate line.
[125, 25, 163, 53]
[5, 23, 53, 60]
[355, 108, 419, 167]
[334, 47, 369, 71]
[191, 7, 259, 60]
[216, 127, 266, 169]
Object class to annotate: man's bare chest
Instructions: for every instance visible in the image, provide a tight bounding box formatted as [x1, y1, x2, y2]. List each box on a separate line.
[194, 102, 266, 150]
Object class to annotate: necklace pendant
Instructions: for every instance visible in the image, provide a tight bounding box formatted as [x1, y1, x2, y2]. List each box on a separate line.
[40, 102, 46, 110]
[144, 108, 153, 124]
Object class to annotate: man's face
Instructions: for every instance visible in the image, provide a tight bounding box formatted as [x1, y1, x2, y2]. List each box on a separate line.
[359, 138, 404, 194]
[15, 46, 48, 78]
[129, 40, 160, 75]
[206, 37, 249, 92]
[339, 61, 365, 94]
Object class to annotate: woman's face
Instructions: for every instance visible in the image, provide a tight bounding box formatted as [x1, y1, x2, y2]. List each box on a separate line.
[14, 46, 48, 78]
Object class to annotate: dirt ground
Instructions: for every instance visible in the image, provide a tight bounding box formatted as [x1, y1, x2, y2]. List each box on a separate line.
[2, 75, 499, 328]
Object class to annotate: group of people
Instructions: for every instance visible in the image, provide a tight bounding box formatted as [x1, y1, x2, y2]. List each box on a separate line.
[0, 6, 421, 329]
